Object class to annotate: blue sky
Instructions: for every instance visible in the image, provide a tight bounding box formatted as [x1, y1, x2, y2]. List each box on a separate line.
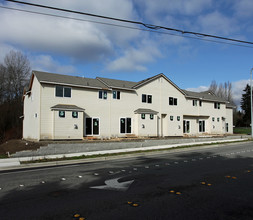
[0, 0, 253, 107]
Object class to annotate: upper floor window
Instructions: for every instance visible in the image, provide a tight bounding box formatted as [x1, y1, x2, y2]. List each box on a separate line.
[56, 86, 71, 98]
[142, 94, 152, 103]
[193, 100, 198, 106]
[169, 97, 177, 105]
[214, 102, 220, 109]
[113, 91, 120, 100]
[99, 90, 107, 99]
[150, 114, 154, 120]
[141, 113, 145, 119]
[199, 100, 202, 107]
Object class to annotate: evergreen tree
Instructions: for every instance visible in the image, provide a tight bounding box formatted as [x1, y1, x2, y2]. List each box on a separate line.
[240, 84, 252, 126]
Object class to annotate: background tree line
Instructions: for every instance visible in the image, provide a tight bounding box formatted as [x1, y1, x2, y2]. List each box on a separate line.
[208, 80, 252, 127]
[0, 50, 31, 143]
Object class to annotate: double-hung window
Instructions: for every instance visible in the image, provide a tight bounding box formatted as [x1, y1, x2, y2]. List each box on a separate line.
[99, 90, 107, 99]
[169, 97, 177, 105]
[55, 86, 71, 98]
[214, 102, 220, 109]
[113, 91, 120, 100]
[142, 94, 152, 103]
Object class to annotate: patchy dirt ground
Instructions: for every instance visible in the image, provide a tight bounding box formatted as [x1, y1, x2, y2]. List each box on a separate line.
[0, 139, 47, 157]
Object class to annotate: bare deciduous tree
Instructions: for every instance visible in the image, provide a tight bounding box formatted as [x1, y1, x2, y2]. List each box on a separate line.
[209, 80, 233, 102]
[0, 50, 31, 142]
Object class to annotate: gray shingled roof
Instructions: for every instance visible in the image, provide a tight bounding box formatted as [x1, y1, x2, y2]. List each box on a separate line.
[51, 104, 85, 111]
[134, 108, 159, 114]
[32, 71, 234, 106]
[34, 71, 108, 89]
[182, 90, 227, 103]
[97, 77, 138, 90]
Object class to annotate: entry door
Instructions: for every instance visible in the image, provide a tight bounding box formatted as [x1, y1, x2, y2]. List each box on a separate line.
[86, 118, 99, 135]
[183, 120, 190, 133]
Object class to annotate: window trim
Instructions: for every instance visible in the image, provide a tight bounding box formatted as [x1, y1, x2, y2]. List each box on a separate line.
[169, 97, 177, 106]
[72, 111, 78, 118]
[59, 110, 65, 118]
[85, 117, 100, 136]
[120, 117, 132, 134]
[113, 90, 121, 100]
[99, 90, 107, 100]
[55, 85, 72, 98]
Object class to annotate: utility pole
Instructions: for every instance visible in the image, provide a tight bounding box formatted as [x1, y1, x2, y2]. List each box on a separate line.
[251, 68, 253, 138]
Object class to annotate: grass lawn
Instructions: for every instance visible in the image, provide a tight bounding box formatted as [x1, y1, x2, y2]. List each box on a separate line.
[233, 127, 251, 134]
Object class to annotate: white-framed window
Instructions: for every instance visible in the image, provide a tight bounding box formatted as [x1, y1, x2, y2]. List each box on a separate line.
[113, 90, 120, 100]
[72, 111, 78, 118]
[150, 114, 154, 120]
[55, 86, 71, 98]
[142, 94, 152, 103]
[59, 110, 65, 118]
[177, 116, 180, 121]
[170, 116, 173, 121]
[99, 90, 107, 99]
[169, 97, 177, 105]
[193, 100, 198, 106]
[214, 102, 221, 109]
[141, 114, 145, 119]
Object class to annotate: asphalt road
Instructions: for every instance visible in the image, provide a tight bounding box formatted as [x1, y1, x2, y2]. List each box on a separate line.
[1, 141, 253, 220]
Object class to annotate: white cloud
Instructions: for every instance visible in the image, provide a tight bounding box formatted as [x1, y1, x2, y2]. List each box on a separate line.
[232, 79, 250, 108]
[197, 11, 239, 35]
[31, 55, 76, 74]
[106, 43, 161, 72]
[234, 0, 253, 19]
[185, 86, 209, 92]
[135, 0, 212, 20]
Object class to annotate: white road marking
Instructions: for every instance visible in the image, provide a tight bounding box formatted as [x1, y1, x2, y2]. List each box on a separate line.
[90, 177, 134, 191]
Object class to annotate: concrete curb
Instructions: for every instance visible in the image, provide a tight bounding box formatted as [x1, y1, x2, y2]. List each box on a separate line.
[0, 158, 20, 167]
[16, 138, 248, 162]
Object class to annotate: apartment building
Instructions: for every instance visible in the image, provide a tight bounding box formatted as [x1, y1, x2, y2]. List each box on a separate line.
[23, 71, 234, 140]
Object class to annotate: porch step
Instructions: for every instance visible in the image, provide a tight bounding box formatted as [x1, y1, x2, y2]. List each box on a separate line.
[125, 134, 138, 138]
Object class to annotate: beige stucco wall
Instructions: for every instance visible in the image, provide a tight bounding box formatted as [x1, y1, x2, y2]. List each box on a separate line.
[23, 77, 40, 140]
